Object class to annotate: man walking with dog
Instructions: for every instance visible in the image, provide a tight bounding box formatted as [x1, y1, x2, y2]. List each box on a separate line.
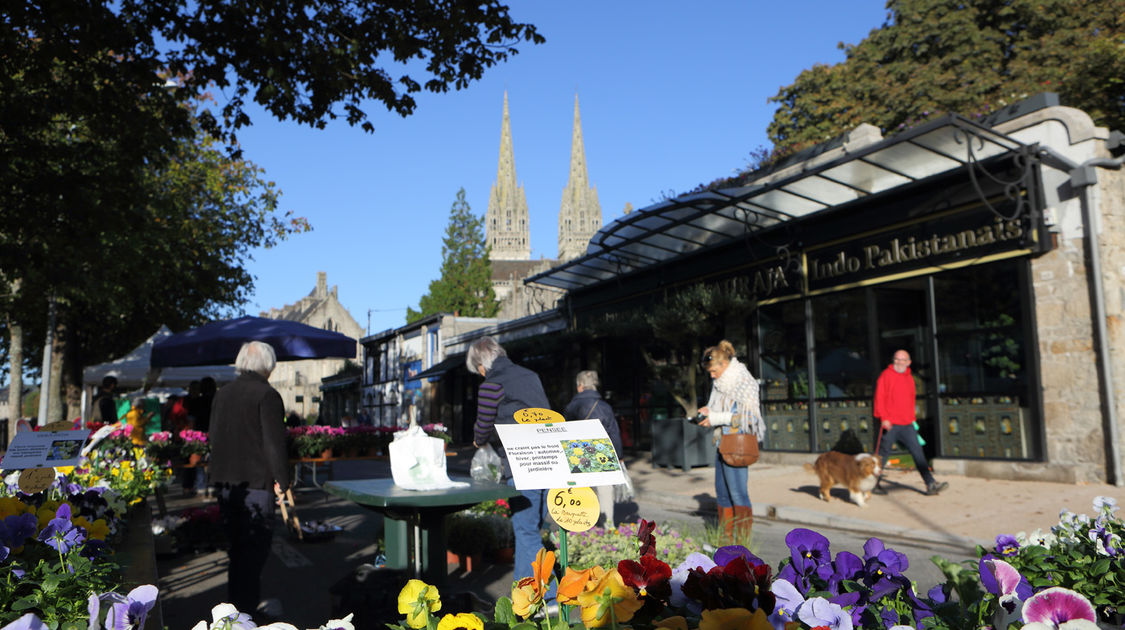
[872, 349, 948, 496]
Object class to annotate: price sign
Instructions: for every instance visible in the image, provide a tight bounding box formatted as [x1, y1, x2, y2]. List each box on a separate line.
[547, 487, 599, 532]
[514, 408, 564, 425]
[18, 467, 56, 494]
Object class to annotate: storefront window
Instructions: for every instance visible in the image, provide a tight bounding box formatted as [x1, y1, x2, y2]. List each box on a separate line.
[933, 261, 1035, 459]
[758, 301, 810, 451]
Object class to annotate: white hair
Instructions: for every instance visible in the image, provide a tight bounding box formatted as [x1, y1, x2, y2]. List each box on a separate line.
[235, 340, 277, 377]
[576, 370, 599, 391]
[466, 336, 506, 374]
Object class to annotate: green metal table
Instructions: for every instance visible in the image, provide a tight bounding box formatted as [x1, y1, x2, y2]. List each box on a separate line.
[324, 477, 518, 586]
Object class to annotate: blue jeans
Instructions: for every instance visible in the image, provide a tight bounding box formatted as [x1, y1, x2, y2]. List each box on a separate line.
[714, 450, 750, 508]
[507, 479, 557, 599]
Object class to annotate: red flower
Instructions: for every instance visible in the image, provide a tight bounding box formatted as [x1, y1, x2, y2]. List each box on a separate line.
[618, 555, 672, 600]
[637, 519, 656, 557]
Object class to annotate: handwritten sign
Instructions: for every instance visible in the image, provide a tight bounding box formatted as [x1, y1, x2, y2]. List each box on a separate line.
[514, 408, 564, 424]
[495, 420, 625, 490]
[18, 468, 56, 494]
[548, 487, 599, 532]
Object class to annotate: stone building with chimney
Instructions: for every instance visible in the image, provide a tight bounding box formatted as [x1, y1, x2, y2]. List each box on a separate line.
[262, 272, 363, 420]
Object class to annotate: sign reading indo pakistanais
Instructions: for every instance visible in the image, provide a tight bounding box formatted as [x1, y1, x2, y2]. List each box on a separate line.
[806, 212, 1029, 291]
[495, 408, 626, 531]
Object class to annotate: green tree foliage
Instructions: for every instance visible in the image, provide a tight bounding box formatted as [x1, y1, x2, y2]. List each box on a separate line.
[407, 189, 498, 323]
[766, 0, 1125, 156]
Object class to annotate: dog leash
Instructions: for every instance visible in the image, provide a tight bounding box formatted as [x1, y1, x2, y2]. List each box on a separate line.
[873, 425, 884, 460]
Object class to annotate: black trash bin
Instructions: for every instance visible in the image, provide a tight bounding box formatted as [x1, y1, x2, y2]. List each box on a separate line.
[651, 416, 713, 471]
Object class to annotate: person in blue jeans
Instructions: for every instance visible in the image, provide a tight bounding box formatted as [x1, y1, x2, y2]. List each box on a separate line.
[467, 337, 556, 600]
[697, 340, 765, 542]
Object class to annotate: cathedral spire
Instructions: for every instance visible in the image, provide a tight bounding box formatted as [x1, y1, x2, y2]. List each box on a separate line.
[486, 91, 531, 260]
[558, 94, 601, 261]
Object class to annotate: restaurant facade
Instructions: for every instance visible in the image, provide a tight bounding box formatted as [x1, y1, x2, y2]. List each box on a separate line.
[526, 95, 1125, 485]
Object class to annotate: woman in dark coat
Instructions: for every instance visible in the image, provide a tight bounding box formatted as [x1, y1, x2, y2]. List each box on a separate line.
[208, 341, 289, 619]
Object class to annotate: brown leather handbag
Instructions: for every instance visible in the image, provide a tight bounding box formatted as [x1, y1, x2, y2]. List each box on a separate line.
[719, 432, 760, 467]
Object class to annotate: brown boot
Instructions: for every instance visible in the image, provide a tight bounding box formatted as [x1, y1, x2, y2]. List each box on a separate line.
[733, 506, 753, 543]
[718, 506, 735, 542]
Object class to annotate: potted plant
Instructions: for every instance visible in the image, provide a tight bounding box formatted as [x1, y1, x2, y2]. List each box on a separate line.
[446, 512, 497, 571]
[144, 431, 179, 464]
[293, 425, 342, 459]
[178, 430, 209, 466]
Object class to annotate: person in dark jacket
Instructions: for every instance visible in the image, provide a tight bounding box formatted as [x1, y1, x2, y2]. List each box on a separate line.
[467, 336, 553, 590]
[208, 341, 290, 619]
[563, 370, 623, 526]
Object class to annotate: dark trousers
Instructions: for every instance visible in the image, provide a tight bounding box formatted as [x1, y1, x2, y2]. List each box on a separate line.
[878, 424, 936, 486]
[217, 483, 274, 614]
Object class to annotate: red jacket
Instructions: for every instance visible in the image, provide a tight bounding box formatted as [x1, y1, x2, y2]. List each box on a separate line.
[874, 365, 916, 425]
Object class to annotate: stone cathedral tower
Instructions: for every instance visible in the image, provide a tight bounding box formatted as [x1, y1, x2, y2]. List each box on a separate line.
[557, 96, 602, 262]
[486, 92, 531, 261]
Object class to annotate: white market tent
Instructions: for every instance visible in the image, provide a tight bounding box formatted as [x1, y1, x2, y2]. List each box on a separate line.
[82, 326, 237, 390]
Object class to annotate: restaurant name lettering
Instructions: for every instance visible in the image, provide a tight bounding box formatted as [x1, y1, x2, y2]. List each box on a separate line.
[809, 216, 1024, 283]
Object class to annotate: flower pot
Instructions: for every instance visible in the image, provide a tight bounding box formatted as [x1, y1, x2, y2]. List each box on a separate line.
[319, 448, 333, 460]
[447, 550, 481, 572]
[188, 453, 203, 467]
[492, 546, 514, 564]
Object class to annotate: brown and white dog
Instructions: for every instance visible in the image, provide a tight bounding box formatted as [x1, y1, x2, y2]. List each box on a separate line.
[805, 452, 882, 507]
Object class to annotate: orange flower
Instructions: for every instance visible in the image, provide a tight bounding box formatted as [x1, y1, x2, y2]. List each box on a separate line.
[576, 568, 642, 628]
[558, 567, 596, 605]
[512, 548, 556, 618]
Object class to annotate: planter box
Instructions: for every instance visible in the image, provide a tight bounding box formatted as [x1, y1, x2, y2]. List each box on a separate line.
[652, 417, 714, 471]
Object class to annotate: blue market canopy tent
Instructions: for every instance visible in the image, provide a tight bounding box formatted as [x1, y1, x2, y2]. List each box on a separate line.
[151, 316, 358, 368]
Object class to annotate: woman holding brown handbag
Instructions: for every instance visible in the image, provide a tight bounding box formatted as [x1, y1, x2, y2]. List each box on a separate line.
[697, 340, 765, 542]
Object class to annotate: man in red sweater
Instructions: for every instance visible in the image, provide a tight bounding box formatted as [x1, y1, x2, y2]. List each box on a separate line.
[872, 350, 948, 496]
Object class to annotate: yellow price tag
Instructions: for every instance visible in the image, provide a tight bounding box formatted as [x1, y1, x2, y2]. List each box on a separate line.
[547, 487, 599, 532]
[42, 421, 74, 432]
[18, 467, 56, 495]
[513, 408, 564, 424]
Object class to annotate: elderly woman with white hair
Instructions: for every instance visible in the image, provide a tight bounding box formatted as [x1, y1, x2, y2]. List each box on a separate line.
[209, 340, 290, 621]
[467, 336, 553, 593]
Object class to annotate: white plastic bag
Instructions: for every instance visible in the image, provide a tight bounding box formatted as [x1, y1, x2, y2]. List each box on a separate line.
[389, 425, 467, 490]
[614, 461, 635, 502]
[470, 443, 503, 483]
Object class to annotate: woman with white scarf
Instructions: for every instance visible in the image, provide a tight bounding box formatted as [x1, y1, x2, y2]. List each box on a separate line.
[698, 340, 765, 541]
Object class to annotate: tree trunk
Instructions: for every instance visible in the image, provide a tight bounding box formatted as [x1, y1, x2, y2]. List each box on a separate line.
[48, 312, 66, 422]
[7, 316, 22, 444]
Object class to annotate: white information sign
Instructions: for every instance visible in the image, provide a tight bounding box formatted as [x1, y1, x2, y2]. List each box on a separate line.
[0, 429, 91, 470]
[495, 419, 626, 490]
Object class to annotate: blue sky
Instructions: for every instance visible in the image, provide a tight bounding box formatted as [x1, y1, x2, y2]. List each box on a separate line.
[234, 1, 889, 337]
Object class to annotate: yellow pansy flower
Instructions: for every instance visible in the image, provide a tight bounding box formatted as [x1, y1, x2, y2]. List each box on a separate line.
[577, 568, 642, 628]
[397, 579, 440, 629]
[653, 616, 690, 630]
[436, 613, 483, 630]
[699, 608, 772, 630]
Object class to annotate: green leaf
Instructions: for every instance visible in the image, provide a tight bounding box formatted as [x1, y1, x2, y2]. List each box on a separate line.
[1092, 558, 1111, 575]
[12, 596, 39, 611]
[494, 597, 516, 625]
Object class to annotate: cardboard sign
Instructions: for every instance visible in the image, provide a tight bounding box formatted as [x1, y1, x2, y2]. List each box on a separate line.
[0, 429, 91, 470]
[495, 419, 625, 490]
[513, 408, 564, 424]
[18, 468, 56, 494]
[548, 487, 599, 532]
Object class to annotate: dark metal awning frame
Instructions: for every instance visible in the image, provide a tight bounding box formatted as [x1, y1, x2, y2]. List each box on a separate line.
[527, 114, 1032, 291]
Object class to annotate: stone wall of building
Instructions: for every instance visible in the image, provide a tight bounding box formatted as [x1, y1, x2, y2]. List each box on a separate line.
[263, 272, 363, 419]
[992, 107, 1125, 483]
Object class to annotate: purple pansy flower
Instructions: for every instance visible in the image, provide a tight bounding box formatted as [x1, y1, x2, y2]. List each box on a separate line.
[1021, 587, 1098, 629]
[0, 513, 38, 552]
[90, 585, 159, 630]
[815, 550, 864, 594]
[994, 534, 1020, 557]
[713, 545, 764, 568]
[979, 557, 1033, 613]
[797, 596, 853, 630]
[669, 552, 715, 612]
[37, 504, 85, 554]
[786, 528, 832, 575]
[1, 613, 49, 630]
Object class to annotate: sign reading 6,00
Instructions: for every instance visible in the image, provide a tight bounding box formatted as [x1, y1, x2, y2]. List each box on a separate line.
[547, 487, 599, 532]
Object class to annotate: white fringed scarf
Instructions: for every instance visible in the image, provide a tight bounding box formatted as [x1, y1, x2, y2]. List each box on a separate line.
[708, 357, 766, 441]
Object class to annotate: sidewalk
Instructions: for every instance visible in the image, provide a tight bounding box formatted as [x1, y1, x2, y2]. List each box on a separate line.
[624, 454, 1125, 548]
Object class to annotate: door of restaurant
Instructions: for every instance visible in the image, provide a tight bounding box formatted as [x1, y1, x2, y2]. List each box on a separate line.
[868, 279, 938, 462]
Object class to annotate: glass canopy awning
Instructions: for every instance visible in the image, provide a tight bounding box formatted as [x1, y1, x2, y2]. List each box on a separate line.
[526, 115, 1030, 291]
